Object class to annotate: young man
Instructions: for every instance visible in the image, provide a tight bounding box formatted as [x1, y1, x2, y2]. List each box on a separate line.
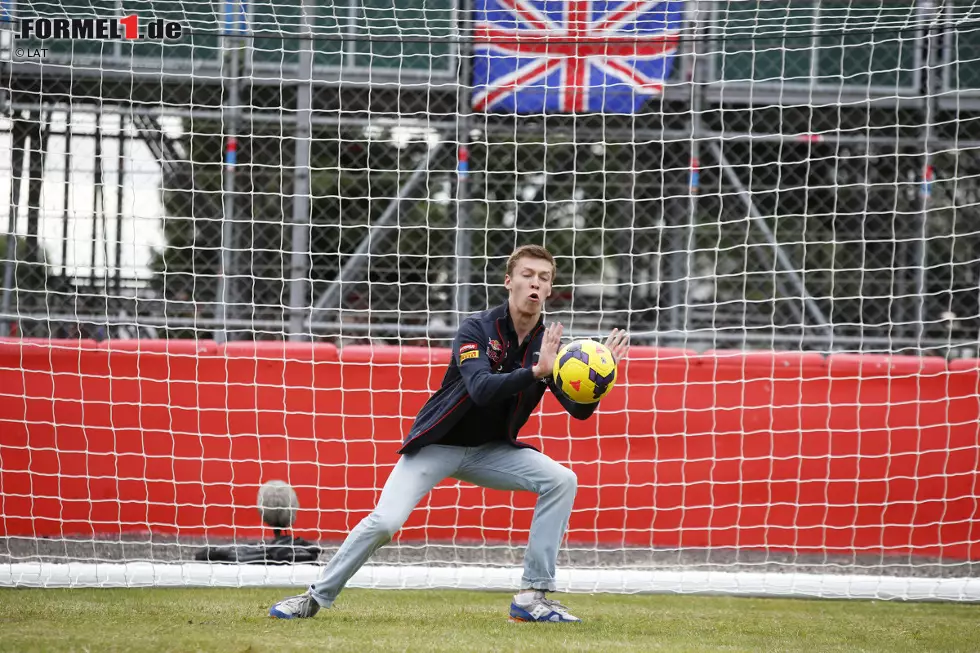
[269, 245, 629, 623]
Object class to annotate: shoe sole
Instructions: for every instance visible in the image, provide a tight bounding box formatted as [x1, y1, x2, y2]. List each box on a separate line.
[269, 607, 295, 619]
[508, 615, 581, 624]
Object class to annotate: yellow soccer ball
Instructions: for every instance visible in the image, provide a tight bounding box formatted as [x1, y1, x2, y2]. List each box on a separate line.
[552, 339, 618, 404]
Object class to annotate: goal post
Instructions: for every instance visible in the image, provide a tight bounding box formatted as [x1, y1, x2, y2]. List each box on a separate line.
[2, 0, 980, 602]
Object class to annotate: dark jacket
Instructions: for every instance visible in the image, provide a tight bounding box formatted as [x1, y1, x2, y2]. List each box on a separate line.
[398, 301, 597, 454]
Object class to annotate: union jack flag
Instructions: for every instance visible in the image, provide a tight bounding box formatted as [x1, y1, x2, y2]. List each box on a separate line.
[472, 0, 684, 114]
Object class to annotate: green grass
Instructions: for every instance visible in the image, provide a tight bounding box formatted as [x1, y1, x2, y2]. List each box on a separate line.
[1, 587, 978, 652]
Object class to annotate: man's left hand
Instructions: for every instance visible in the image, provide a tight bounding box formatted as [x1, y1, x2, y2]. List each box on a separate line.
[604, 328, 630, 364]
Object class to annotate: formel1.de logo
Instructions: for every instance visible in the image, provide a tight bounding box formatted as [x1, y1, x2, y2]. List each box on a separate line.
[19, 16, 183, 41]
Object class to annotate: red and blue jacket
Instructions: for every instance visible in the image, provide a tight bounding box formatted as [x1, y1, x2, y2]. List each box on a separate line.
[398, 301, 597, 454]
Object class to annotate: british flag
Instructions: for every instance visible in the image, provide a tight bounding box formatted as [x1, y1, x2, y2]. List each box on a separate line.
[471, 0, 684, 114]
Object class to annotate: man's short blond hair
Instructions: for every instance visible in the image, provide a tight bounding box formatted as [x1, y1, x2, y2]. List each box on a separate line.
[506, 245, 556, 280]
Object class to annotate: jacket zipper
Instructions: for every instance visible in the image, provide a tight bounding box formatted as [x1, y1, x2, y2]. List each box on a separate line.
[508, 324, 544, 442]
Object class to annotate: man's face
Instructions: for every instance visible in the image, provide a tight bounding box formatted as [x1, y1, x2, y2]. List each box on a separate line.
[505, 257, 553, 313]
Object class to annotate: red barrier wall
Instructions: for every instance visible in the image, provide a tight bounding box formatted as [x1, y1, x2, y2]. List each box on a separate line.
[2, 339, 979, 559]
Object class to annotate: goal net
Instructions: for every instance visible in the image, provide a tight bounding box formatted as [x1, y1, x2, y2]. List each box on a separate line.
[2, 0, 980, 601]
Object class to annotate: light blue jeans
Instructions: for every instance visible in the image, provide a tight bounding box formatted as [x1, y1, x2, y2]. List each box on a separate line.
[309, 442, 578, 607]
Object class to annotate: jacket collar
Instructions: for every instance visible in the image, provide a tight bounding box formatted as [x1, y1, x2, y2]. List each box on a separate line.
[494, 300, 544, 344]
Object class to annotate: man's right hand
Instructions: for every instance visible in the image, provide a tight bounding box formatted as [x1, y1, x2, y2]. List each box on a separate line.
[532, 322, 563, 379]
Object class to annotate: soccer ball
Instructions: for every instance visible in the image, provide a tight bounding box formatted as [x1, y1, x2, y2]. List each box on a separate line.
[552, 339, 618, 404]
[257, 480, 299, 529]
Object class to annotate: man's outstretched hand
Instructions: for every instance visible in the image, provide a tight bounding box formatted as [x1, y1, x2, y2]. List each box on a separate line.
[604, 328, 630, 364]
[533, 322, 563, 379]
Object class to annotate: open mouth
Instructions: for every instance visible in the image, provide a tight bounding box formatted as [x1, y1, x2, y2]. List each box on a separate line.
[528, 293, 540, 302]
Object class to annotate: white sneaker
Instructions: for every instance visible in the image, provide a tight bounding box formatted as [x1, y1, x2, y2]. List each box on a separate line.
[509, 592, 582, 623]
[269, 590, 321, 619]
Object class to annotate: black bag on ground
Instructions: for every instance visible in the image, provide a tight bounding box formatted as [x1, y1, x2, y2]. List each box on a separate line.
[194, 531, 322, 564]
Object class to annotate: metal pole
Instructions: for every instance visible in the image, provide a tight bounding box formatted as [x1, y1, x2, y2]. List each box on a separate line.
[616, 159, 637, 331]
[113, 114, 126, 296]
[215, 32, 242, 344]
[708, 141, 831, 330]
[25, 110, 49, 265]
[674, 1, 706, 343]
[288, 0, 314, 341]
[453, 0, 473, 323]
[1, 113, 28, 337]
[89, 112, 103, 287]
[9, 100, 980, 152]
[307, 141, 446, 321]
[60, 110, 72, 278]
[4, 309, 973, 352]
[6, 101, 458, 132]
[915, 1, 938, 353]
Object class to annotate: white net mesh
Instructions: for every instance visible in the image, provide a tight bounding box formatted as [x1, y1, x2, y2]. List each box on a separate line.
[2, 0, 980, 599]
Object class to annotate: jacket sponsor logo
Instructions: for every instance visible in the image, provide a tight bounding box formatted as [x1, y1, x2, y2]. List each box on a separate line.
[460, 343, 478, 353]
[460, 350, 480, 361]
[487, 338, 505, 367]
